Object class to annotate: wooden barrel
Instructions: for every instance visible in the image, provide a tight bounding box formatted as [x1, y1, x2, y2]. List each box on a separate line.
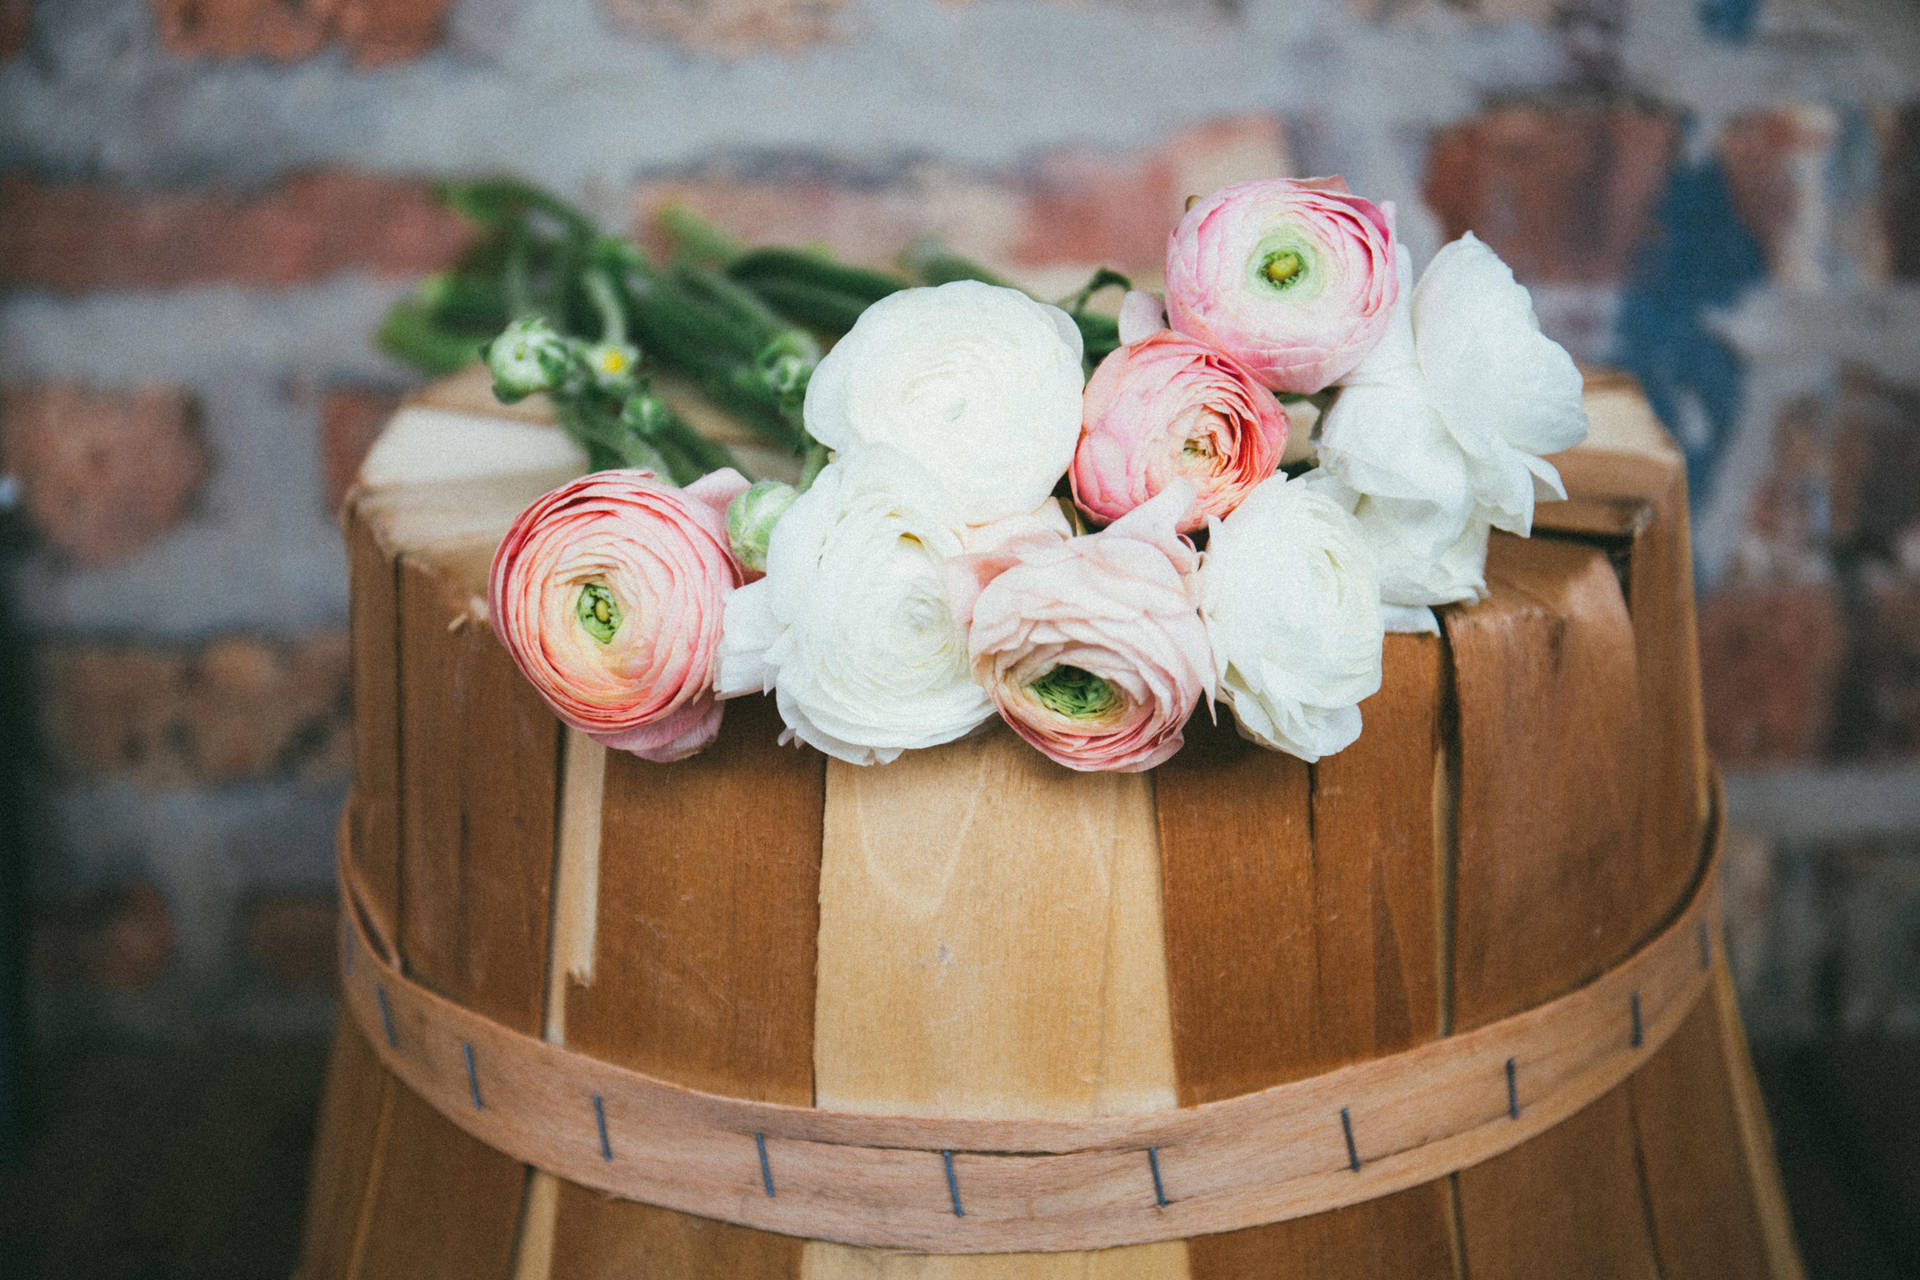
[298, 369, 1803, 1279]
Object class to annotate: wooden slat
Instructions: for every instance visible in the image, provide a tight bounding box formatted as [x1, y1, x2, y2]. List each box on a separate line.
[1554, 387, 1792, 1278]
[802, 726, 1186, 1279]
[1443, 535, 1658, 1279]
[295, 1014, 390, 1280]
[545, 693, 825, 1280]
[395, 544, 560, 1027]
[301, 500, 407, 1280]
[1630, 999, 1774, 1278]
[352, 541, 562, 1280]
[1551, 435, 1709, 946]
[1711, 962, 1810, 1280]
[1160, 635, 1457, 1278]
[344, 502, 402, 943]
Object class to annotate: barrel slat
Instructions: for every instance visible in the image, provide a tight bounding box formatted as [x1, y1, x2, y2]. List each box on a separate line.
[344, 500, 402, 950]
[1162, 635, 1458, 1278]
[1545, 403, 1710, 947]
[1444, 536, 1659, 1279]
[546, 693, 824, 1279]
[299, 499, 407, 1280]
[802, 726, 1188, 1278]
[353, 542, 561, 1280]
[1630, 999, 1775, 1277]
[1550, 406, 1796, 1277]
[297, 1013, 391, 1280]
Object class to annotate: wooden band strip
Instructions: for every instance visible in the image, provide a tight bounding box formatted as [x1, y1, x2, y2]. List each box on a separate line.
[336, 792, 1725, 1255]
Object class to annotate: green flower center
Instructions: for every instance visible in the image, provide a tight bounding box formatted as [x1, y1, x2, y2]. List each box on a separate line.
[1260, 250, 1305, 287]
[576, 582, 621, 645]
[1247, 232, 1322, 300]
[1028, 665, 1122, 721]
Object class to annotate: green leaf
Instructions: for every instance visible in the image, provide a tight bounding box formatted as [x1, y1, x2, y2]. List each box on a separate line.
[377, 300, 490, 376]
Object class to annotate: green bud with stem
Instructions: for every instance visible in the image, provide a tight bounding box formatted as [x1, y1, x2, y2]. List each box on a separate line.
[485, 316, 576, 402]
[725, 479, 800, 574]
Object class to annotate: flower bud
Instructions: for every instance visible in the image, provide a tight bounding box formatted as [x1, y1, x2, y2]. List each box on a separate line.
[725, 479, 799, 575]
[485, 317, 575, 402]
[583, 340, 642, 395]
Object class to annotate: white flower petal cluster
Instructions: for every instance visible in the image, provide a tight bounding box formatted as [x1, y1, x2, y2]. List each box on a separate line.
[803, 280, 1086, 525]
[1317, 235, 1586, 606]
[1200, 473, 1385, 762]
[716, 447, 994, 765]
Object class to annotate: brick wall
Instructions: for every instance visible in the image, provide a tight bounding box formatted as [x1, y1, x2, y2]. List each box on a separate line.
[2, 0, 1917, 1040]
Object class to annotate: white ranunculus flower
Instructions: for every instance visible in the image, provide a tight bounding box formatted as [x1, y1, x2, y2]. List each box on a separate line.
[716, 447, 994, 765]
[1317, 236, 1586, 605]
[802, 280, 1086, 525]
[1306, 470, 1489, 613]
[1200, 473, 1385, 762]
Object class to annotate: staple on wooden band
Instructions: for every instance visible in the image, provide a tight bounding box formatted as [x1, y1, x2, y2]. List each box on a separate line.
[593, 1093, 611, 1161]
[331, 785, 1727, 1254]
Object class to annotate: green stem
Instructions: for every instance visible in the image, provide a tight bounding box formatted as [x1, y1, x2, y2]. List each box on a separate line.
[899, 236, 1012, 288]
[658, 203, 748, 267]
[582, 269, 628, 347]
[798, 440, 830, 490]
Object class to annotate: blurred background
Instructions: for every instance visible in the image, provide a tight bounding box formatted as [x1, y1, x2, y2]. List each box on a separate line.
[0, 0, 1916, 1275]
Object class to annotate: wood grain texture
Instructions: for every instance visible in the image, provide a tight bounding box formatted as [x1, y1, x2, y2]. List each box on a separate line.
[1549, 413, 1709, 946]
[334, 828, 1722, 1253]
[1712, 960, 1808, 1280]
[1552, 392, 1791, 1278]
[1444, 535, 1659, 1279]
[352, 539, 562, 1280]
[1629, 998, 1774, 1278]
[804, 726, 1185, 1279]
[546, 692, 825, 1280]
[344, 501, 402, 943]
[1161, 635, 1456, 1279]
[295, 1014, 391, 1280]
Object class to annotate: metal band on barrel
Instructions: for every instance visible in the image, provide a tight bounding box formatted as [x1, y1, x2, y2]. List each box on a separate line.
[335, 789, 1724, 1255]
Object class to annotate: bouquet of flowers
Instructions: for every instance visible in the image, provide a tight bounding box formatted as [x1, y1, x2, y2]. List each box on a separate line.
[386, 175, 1586, 772]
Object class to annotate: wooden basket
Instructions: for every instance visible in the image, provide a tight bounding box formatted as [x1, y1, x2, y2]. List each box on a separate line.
[298, 370, 1802, 1279]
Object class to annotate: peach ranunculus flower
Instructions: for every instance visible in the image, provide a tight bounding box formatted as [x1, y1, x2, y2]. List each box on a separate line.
[488, 468, 749, 762]
[948, 482, 1214, 773]
[1070, 330, 1289, 533]
[1165, 177, 1399, 395]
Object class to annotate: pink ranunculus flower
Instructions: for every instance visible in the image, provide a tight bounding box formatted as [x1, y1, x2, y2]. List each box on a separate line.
[489, 468, 749, 762]
[948, 483, 1214, 773]
[1071, 330, 1289, 533]
[1165, 177, 1399, 394]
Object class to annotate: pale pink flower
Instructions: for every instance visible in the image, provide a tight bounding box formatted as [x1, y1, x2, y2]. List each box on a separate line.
[1071, 330, 1289, 532]
[948, 483, 1214, 773]
[489, 468, 748, 762]
[1165, 177, 1399, 394]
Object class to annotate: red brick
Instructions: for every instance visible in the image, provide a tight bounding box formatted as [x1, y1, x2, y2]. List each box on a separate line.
[0, 383, 206, 564]
[330, 0, 454, 65]
[1009, 116, 1293, 278]
[32, 885, 175, 992]
[1423, 103, 1681, 284]
[637, 114, 1290, 286]
[1719, 104, 1869, 287]
[0, 0, 29, 58]
[37, 631, 352, 787]
[241, 892, 339, 988]
[1699, 581, 1846, 765]
[150, 0, 451, 65]
[318, 385, 401, 513]
[599, 0, 843, 54]
[0, 170, 470, 293]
